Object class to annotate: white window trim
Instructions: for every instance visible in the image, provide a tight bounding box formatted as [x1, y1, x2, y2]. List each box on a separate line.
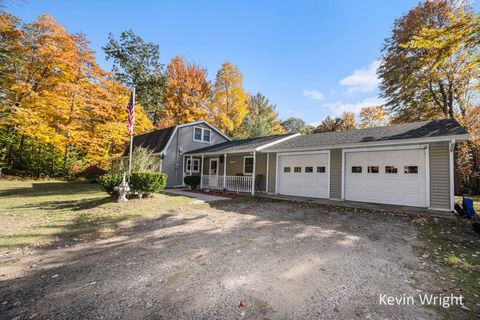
[243, 156, 254, 175]
[193, 126, 212, 144]
[186, 158, 200, 173]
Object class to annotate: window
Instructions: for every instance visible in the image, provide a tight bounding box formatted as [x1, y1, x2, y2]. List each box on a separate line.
[284, 167, 291, 173]
[351, 166, 362, 173]
[317, 166, 326, 173]
[203, 129, 211, 142]
[186, 158, 200, 173]
[404, 166, 418, 174]
[385, 166, 398, 174]
[368, 166, 379, 173]
[294, 167, 302, 173]
[244, 156, 254, 175]
[193, 126, 212, 143]
[305, 166, 313, 173]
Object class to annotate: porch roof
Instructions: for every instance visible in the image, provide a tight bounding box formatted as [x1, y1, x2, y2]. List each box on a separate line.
[185, 134, 294, 155]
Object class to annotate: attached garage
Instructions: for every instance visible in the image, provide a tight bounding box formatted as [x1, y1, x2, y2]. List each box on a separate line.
[276, 152, 329, 198]
[344, 147, 428, 207]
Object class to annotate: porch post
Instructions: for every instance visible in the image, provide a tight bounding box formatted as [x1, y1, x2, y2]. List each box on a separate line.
[223, 153, 227, 189]
[200, 154, 204, 189]
[181, 155, 186, 187]
[251, 150, 256, 195]
[266, 153, 269, 193]
[189, 155, 193, 176]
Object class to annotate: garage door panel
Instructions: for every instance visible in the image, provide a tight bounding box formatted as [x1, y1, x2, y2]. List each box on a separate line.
[278, 153, 329, 199]
[345, 149, 427, 207]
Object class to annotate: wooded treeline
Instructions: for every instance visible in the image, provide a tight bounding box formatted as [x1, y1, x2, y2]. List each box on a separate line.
[0, 13, 286, 178]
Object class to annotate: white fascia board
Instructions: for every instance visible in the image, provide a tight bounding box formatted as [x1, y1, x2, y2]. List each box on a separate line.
[255, 133, 301, 151]
[264, 134, 469, 153]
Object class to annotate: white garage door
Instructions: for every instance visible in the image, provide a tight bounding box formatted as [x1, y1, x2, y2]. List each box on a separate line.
[277, 153, 329, 198]
[345, 148, 427, 207]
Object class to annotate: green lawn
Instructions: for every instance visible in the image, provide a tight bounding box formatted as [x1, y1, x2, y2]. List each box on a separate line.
[0, 180, 195, 251]
[413, 217, 480, 320]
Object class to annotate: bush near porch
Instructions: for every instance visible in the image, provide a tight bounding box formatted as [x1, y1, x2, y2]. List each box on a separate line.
[184, 176, 201, 190]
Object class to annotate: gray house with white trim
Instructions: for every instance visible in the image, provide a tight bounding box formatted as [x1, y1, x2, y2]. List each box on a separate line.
[116, 118, 468, 212]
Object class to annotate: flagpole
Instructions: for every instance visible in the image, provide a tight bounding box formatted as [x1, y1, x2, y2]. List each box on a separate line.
[127, 87, 135, 181]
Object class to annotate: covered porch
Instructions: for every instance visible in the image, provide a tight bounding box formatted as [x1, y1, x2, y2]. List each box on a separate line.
[182, 151, 274, 195]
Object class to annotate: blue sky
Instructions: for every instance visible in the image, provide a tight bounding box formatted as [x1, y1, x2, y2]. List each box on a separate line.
[8, 0, 450, 125]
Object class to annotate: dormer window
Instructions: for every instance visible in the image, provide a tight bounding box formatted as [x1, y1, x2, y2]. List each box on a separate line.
[193, 126, 211, 143]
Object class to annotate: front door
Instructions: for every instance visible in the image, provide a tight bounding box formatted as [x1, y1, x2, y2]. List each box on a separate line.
[209, 158, 219, 188]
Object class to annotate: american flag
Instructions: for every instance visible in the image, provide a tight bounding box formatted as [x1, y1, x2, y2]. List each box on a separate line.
[126, 91, 135, 135]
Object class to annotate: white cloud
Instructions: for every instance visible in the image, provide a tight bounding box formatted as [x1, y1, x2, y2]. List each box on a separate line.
[302, 89, 325, 100]
[339, 60, 380, 93]
[324, 96, 385, 116]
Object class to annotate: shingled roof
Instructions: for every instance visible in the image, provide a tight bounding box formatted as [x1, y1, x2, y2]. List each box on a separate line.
[185, 134, 294, 155]
[122, 126, 176, 156]
[263, 119, 468, 152]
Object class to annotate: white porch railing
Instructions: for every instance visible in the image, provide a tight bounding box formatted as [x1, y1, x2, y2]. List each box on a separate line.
[202, 175, 253, 193]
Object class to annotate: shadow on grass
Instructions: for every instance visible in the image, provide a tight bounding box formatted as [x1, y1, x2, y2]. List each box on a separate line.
[0, 182, 102, 198]
[12, 196, 114, 212]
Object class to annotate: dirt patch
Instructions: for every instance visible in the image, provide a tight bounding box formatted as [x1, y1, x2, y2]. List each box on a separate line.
[0, 198, 457, 319]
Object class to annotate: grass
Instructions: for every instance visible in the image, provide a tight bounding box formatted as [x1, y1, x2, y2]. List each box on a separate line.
[0, 180, 196, 251]
[455, 195, 480, 211]
[412, 217, 480, 319]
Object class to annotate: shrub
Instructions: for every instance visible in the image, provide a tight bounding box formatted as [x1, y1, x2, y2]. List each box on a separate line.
[184, 175, 201, 190]
[82, 165, 107, 182]
[98, 173, 122, 196]
[130, 172, 167, 197]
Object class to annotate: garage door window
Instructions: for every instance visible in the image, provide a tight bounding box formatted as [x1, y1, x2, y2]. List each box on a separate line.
[351, 166, 362, 173]
[368, 166, 379, 173]
[404, 166, 418, 174]
[305, 166, 313, 173]
[385, 166, 398, 173]
[284, 167, 291, 173]
[317, 166, 325, 173]
[294, 167, 302, 173]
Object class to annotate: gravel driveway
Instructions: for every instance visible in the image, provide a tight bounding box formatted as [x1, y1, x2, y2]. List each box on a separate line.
[1, 198, 440, 319]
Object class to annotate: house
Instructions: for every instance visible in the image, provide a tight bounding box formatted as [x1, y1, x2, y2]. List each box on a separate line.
[115, 118, 468, 212]
[112, 120, 231, 187]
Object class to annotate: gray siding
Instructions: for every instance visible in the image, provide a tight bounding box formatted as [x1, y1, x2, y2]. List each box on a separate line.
[163, 123, 229, 187]
[267, 153, 276, 193]
[330, 149, 342, 199]
[429, 142, 451, 210]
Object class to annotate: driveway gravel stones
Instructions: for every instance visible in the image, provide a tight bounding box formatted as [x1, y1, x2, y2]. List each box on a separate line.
[0, 198, 441, 319]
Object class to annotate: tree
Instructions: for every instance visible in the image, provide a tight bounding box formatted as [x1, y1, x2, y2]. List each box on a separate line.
[378, 0, 479, 121]
[0, 13, 153, 177]
[359, 106, 390, 128]
[313, 112, 357, 133]
[241, 93, 286, 137]
[209, 62, 249, 137]
[163, 56, 211, 126]
[378, 0, 480, 193]
[280, 117, 314, 134]
[103, 29, 166, 124]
